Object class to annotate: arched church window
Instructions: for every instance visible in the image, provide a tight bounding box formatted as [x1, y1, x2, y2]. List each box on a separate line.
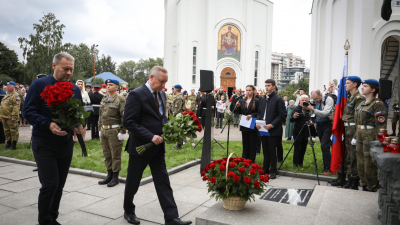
[192, 47, 196, 84]
[254, 51, 259, 86]
[393, 1, 400, 7]
[226, 72, 231, 75]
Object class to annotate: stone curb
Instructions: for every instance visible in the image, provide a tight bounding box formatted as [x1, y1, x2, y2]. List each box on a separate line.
[277, 170, 334, 182]
[0, 156, 201, 186]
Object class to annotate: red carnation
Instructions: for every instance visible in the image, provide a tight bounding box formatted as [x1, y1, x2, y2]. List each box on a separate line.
[202, 176, 209, 181]
[219, 164, 226, 171]
[222, 157, 228, 161]
[246, 159, 253, 164]
[221, 161, 227, 166]
[227, 171, 235, 178]
[253, 180, 260, 188]
[238, 167, 246, 173]
[229, 162, 236, 168]
[190, 115, 195, 119]
[234, 158, 241, 164]
[233, 175, 240, 182]
[251, 164, 258, 170]
[209, 163, 216, 169]
[183, 112, 187, 115]
[41, 82, 74, 107]
[264, 174, 270, 182]
[243, 176, 251, 184]
[258, 169, 264, 175]
[201, 171, 205, 177]
[250, 169, 256, 175]
[189, 111, 194, 115]
[210, 176, 216, 184]
[204, 166, 209, 172]
[243, 162, 250, 167]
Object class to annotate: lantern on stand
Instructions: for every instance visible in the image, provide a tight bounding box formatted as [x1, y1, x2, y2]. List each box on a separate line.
[388, 138, 400, 153]
[378, 128, 389, 142]
[382, 137, 391, 152]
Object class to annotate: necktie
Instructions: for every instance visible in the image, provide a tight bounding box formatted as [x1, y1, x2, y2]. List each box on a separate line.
[154, 92, 162, 118]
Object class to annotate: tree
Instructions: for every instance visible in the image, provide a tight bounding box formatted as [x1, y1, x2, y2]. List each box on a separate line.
[91, 77, 105, 85]
[96, 54, 116, 74]
[18, 13, 71, 81]
[117, 60, 136, 85]
[0, 74, 14, 84]
[0, 42, 22, 81]
[277, 77, 309, 101]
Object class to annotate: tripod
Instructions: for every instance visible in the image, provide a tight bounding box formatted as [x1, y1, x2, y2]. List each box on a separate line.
[277, 122, 320, 185]
[193, 136, 225, 150]
[220, 101, 239, 157]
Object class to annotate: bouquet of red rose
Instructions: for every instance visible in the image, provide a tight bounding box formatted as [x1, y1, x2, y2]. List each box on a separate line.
[40, 82, 90, 155]
[136, 110, 202, 155]
[201, 155, 269, 202]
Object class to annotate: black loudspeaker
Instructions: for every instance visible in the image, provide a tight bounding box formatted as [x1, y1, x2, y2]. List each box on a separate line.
[380, 79, 392, 99]
[200, 70, 214, 92]
[228, 87, 233, 99]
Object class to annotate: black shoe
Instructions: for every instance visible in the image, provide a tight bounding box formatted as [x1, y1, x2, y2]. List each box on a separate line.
[171, 145, 182, 150]
[33, 168, 38, 172]
[287, 137, 291, 141]
[328, 172, 343, 184]
[107, 172, 119, 187]
[343, 177, 353, 189]
[124, 212, 140, 224]
[87, 128, 91, 130]
[215, 126, 219, 129]
[51, 220, 61, 225]
[9, 141, 17, 150]
[98, 170, 113, 185]
[219, 126, 222, 129]
[5, 141, 11, 149]
[165, 218, 192, 225]
[390, 132, 396, 136]
[269, 171, 276, 179]
[362, 186, 368, 191]
[331, 173, 346, 186]
[350, 178, 360, 190]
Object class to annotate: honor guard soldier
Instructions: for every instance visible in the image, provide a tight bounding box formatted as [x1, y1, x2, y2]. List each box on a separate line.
[0, 81, 20, 150]
[171, 84, 185, 150]
[390, 99, 399, 136]
[214, 87, 228, 103]
[188, 89, 197, 115]
[89, 84, 103, 139]
[353, 79, 387, 192]
[331, 76, 365, 188]
[166, 86, 175, 117]
[100, 84, 108, 96]
[98, 79, 126, 187]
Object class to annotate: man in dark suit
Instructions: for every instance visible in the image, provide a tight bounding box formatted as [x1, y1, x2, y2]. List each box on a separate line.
[123, 66, 192, 225]
[256, 79, 285, 179]
[89, 84, 103, 139]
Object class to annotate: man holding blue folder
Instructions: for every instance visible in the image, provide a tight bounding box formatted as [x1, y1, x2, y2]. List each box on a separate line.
[256, 79, 286, 179]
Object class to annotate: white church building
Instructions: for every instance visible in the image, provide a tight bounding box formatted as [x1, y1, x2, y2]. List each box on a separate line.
[310, 0, 400, 94]
[163, 0, 273, 92]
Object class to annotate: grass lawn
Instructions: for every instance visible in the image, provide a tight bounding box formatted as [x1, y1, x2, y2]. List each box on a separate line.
[0, 140, 331, 178]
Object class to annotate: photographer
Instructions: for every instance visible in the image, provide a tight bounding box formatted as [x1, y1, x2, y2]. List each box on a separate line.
[291, 95, 313, 167]
[303, 89, 334, 175]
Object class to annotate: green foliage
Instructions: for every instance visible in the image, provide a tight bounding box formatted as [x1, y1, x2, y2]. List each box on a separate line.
[117, 60, 136, 85]
[91, 77, 105, 85]
[122, 57, 163, 88]
[51, 98, 90, 131]
[0, 74, 14, 84]
[96, 54, 116, 74]
[67, 43, 98, 81]
[0, 42, 22, 82]
[278, 77, 310, 101]
[162, 112, 199, 144]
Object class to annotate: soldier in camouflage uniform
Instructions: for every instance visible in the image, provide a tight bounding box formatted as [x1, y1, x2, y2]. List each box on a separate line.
[354, 79, 387, 192]
[0, 81, 20, 150]
[166, 86, 175, 117]
[171, 84, 186, 150]
[98, 79, 126, 187]
[390, 99, 399, 136]
[183, 90, 197, 146]
[331, 76, 364, 189]
[214, 87, 228, 103]
[188, 89, 197, 115]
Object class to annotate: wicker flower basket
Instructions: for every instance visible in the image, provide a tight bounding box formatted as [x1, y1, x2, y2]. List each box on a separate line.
[222, 153, 247, 211]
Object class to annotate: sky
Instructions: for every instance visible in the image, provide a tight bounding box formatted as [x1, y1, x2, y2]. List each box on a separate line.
[0, 0, 313, 67]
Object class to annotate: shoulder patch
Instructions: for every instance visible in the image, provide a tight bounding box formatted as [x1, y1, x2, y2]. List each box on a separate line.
[376, 101, 380, 103]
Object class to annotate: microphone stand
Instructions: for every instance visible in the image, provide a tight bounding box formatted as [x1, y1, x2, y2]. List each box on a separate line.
[220, 95, 242, 157]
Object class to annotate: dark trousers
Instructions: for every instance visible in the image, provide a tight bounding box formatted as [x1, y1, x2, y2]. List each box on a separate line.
[32, 138, 73, 225]
[316, 122, 332, 171]
[86, 116, 91, 130]
[261, 136, 279, 174]
[256, 132, 261, 155]
[0, 122, 5, 143]
[293, 135, 308, 166]
[241, 131, 257, 162]
[124, 150, 179, 222]
[91, 115, 99, 139]
[216, 112, 224, 127]
[276, 133, 283, 162]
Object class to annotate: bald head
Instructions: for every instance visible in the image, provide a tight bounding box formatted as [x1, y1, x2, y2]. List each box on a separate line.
[310, 89, 323, 103]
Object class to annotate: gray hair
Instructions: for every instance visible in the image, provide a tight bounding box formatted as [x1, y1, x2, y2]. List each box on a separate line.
[300, 94, 309, 100]
[53, 52, 75, 65]
[150, 66, 168, 77]
[311, 89, 322, 96]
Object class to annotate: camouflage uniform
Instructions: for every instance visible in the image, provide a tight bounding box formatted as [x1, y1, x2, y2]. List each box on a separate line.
[0, 91, 20, 143]
[188, 94, 197, 115]
[166, 93, 175, 117]
[354, 98, 387, 191]
[99, 95, 126, 172]
[184, 97, 195, 144]
[340, 92, 365, 179]
[391, 99, 399, 134]
[214, 91, 228, 103]
[172, 93, 185, 116]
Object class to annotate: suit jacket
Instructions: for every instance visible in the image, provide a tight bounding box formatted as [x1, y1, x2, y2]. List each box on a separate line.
[236, 98, 259, 132]
[256, 92, 285, 137]
[89, 92, 103, 116]
[123, 83, 168, 157]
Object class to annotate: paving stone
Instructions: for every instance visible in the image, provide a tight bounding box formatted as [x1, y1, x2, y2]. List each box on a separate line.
[172, 186, 212, 205]
[0, 161, 12, 167]
[0, 177, 40, 192]
[57, 210, 112, 225]
[0, 188, 39, 209]
[57, 192, 103, 214]
[180, 206, 208, 223]
[106, 216, 161, 225]
[0, 178, 13, 186]
[0, 169, 38, 181]
[77, 183, 125, 198]
[0, 206, 38, 225]
[0, 164, 33, 175]
[63, 173, 99, 192]
[137, 183, 186, 200]
[80, 193, 156, 219]
[136, 200, 199, 224]
[201, 198, 220, 208]
[186, 179, 208, 189]
[0, 190, 14, 198]
[0, 205, 14, 215]
[168, 173, 199, 186]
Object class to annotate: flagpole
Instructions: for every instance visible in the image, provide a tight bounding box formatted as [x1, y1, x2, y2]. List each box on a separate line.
[341, 40, 350, 187]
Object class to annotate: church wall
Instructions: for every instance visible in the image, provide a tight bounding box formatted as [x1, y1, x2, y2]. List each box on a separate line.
[164, 0, 178, 86]
[252, 1, 268, 88]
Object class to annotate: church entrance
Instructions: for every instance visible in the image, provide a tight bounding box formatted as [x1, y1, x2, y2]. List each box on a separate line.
[220, 67, 236, 90]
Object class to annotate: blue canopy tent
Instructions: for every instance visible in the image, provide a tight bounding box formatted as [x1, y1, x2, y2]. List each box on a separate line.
[86, 72, 128, 87]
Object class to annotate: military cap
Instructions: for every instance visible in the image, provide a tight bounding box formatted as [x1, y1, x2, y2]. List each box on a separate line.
[183, 90, 188, 95]
[85, 84, 92, 88]
[233, 90, 236, 92]
[363, 79, 380, 86]
[129, 87, 136, 92]
[93, 84, 102, 89]
[347, 76, 362, 83]
[102, 84, 107, 87]
[174, 84, 182, 89]
[164, 88, 167, 91]
[122, 87, 127, 90]
[224, 90, 227, 92]
[105, 79, 119, 86]
[6, 81, 15, 86]
[36, 74, 47, 79]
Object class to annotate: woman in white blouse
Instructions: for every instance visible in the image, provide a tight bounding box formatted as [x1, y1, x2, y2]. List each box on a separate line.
[75, 80, 90, 141]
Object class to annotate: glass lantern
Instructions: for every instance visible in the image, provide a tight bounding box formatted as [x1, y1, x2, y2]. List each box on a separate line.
[388, 138, 400, 153]
[378, 128, 389, 142]
[382, 137, 391, 152]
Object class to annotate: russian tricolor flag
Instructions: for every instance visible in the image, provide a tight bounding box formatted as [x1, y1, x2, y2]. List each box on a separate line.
[330, 54, 348, 173]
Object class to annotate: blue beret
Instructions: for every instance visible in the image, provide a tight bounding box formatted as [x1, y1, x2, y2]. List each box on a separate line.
[363, 79, 380, 86]
[105, 79, 119, 86]
[347, 76, 362, 83]
[6, 81, 15, 86]
[174, 84, 182, 89]
[183, 90, 188, 95]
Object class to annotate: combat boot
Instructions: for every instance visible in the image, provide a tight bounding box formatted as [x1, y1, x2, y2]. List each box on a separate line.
[171, 144, 182, 150]
[4, 141, 11, 149]
[107, 172, 119, 187]
[9, 141, 17, 150]
[390, 130, 396, 136]
[98, 170, 113, 185]
[328, 172, 342, 184]
[350, 177, 360, 190]
[343, 176, 353, 189]
[331, 173, 346, 186]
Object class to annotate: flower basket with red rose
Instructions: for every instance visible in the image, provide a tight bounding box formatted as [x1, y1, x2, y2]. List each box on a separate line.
[40, 82, 90, 154]
[201, 153, 269, 210]
[136, 110, 202, 155]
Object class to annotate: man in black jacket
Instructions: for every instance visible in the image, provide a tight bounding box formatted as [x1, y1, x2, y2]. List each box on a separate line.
[256, 79, 286, 179]
[89, 84, 103, 139]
